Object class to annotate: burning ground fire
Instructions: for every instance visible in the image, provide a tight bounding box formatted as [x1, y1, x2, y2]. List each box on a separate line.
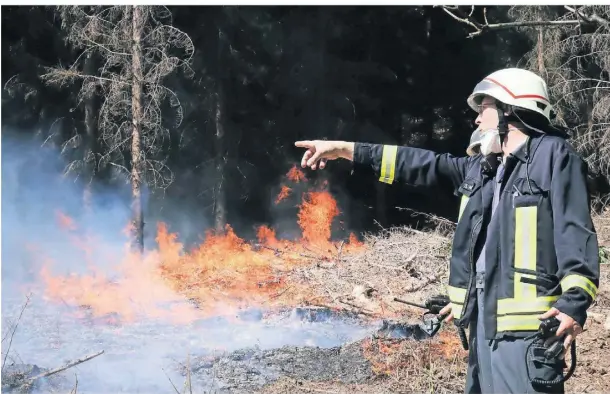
[36, 165, 364, 324]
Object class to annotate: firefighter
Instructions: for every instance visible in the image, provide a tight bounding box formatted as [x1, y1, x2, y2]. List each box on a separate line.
[295, 67, 600, 393]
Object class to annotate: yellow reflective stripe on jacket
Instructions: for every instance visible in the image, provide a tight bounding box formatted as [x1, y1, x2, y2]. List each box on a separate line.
[497, 314, 543, 332]
[447, 285, 467, 301]
[458, 195, 469, 221]
[379, 145, 398, 184]
[561, 274, 598, 301]
[497, 295, 559, 315]
[514, 205, 538, 299]
[497, 205, 549, 320]
[447, 285, 466, 320]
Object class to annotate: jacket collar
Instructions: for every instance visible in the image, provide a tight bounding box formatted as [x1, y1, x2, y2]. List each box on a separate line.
[506, 133, 544, 163]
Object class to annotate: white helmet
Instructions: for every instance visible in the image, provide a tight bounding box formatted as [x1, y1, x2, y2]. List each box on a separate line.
[467, 68, 557, 134]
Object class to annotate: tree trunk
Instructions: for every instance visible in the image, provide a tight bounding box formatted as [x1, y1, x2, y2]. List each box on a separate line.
[130, 5, 145, 252]
[536, 28, 545, 75]
[214, 84, 227, 232]
[83, 51, 97, 213]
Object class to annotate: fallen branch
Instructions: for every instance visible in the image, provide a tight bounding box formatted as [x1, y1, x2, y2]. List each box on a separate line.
[24, 350, 104, 386]
[404, 275, 441, 293]
[162, 367, 181, 394]
[437, 5, 609, 38]
[338, 299, 377, 317]
[69, 374, 78, 394]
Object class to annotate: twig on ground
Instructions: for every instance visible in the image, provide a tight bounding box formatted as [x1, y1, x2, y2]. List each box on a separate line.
[163, 368, 181, 394]
[404, 275, 441, 293]
[70, 373, 78, 394]
[24, 350, 104, 385]
[335, 240, 345, 263]
[269, 286, 292, 300]
[185, 353, 193, 394]
[338, 299, 377, 316]
[2, 292, 32, 372]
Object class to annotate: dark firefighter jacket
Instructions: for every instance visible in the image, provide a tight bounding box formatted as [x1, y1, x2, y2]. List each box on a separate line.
[352, 133, 600, 340]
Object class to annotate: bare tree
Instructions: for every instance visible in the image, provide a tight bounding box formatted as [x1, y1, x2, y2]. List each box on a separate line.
[439, 6, 610, 194]
[41, 5, 194, 252]
[504, 7, 610, 184]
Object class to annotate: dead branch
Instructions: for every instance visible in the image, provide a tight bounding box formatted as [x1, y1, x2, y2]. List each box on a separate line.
[162, 368, 181, 394]
[338, 299, 377, 316]
[437, 5, 608, 38]
[185, 353, 193, 394]
[24, 350, 104, 386]
[564, 5, 610, 26]
[404, 274, 441, 293]
[69, 373, 78, 394]
[2, 293, 32, 372]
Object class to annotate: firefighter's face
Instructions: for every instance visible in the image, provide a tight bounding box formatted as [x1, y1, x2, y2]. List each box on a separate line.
[474, 96, 499, 132]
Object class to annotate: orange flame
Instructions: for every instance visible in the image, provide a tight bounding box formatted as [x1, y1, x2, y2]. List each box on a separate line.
[275, 185, 292, 204]
[36, 165, 365, 323]
[297, 191, 340, 248]
[286, 165, 306, 183]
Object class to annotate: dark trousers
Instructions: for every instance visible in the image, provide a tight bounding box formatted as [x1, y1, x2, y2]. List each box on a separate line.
[465, 288, 565, 394]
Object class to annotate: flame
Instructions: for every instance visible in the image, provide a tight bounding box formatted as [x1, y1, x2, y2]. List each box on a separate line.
[297, 190, 340, 248]
[286, 165, 306, 183]
[275, 185, 292, 204]
[56, 210, 77, 231]
[36, 165, 365, 323]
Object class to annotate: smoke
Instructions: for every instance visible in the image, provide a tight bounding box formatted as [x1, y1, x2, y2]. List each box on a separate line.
[1, 131, 131, 285]
[1, 131, 376, 393]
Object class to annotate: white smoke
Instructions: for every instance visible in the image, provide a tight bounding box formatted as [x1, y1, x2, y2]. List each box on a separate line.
[1, 131, 376, 393]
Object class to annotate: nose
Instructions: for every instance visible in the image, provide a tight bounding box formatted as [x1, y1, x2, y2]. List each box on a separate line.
[475, 114, 482, 125]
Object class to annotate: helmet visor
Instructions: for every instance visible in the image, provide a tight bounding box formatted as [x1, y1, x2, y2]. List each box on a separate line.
[467, 79, 512, 111]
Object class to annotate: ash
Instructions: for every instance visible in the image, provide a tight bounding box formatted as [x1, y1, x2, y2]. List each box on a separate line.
[185, 341, 374, 393]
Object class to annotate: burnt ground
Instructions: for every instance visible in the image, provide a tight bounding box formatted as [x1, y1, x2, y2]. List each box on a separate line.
[185, 341, 375, 393]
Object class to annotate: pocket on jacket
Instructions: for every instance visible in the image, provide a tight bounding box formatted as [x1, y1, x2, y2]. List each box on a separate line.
[457, 177, 481, 221]
[510, 266, 558, 289]
[511, 178, 547, 208]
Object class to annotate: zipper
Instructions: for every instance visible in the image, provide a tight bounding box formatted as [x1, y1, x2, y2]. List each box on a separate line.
[458, 215, 483, 329]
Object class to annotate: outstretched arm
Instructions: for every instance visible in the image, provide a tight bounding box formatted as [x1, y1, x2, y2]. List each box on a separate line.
[295, 140, 476, 191]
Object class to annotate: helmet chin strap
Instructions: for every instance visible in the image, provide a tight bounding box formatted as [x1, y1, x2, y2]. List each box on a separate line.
[480, 107, 508, 176]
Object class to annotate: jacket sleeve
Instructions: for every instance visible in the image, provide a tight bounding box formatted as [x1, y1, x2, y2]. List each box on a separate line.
[352, 142, 475, 192]
[550, 146, 600, 327]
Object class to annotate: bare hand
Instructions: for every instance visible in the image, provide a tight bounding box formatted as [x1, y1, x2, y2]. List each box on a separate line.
[538, 307, 583, 358]
[440, 303, 453, 323]
[294, 140, 353, 170]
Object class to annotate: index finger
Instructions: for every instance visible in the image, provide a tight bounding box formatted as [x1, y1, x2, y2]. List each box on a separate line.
[295, 140, 314, 149]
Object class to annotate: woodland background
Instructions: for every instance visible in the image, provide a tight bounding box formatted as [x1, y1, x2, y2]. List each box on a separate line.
[2, 5, 610, 251]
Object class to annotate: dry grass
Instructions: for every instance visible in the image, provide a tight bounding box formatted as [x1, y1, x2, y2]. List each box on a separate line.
[593, 209, 610, 248]
[288, 224, 453, 320]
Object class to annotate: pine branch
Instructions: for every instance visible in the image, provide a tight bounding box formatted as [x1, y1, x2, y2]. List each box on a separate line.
[438, 6, 609, 38]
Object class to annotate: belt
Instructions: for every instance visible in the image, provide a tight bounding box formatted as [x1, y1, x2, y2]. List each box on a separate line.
[475, 272, 485, 289]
